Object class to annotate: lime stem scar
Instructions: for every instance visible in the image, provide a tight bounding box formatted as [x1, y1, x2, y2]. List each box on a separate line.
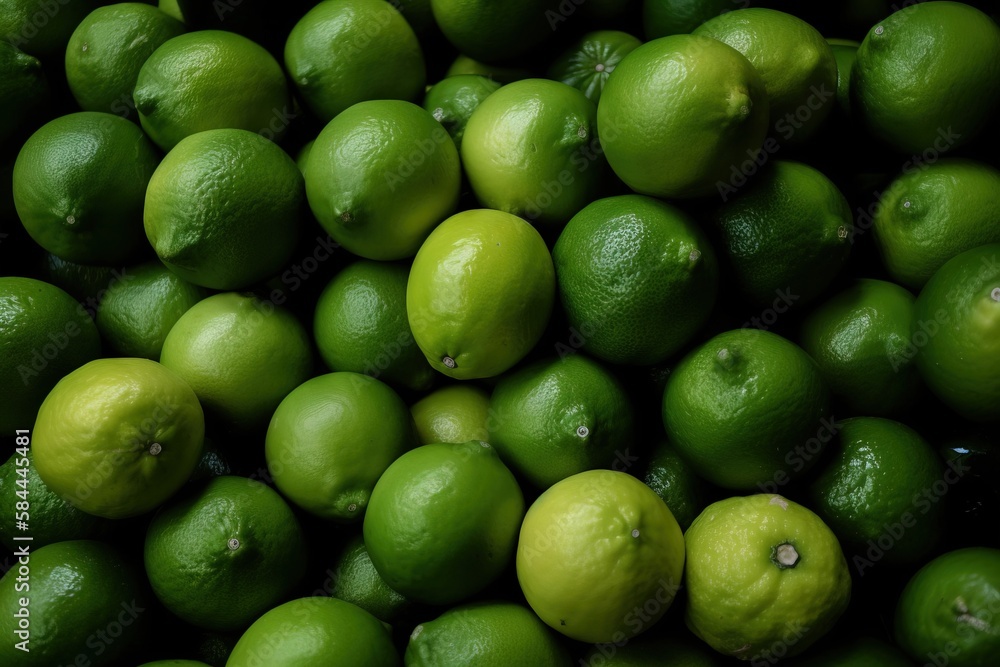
[148, 442, 162, 456]
[442, 356, 456, 369]
[773, 543, 800, 568]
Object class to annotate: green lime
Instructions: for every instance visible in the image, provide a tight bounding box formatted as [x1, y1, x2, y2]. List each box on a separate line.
[444, 54, 531, 83]
[134, 30, 291, 151]
[0, 540, 145, 666]
[0, 276, 100, 435]
[517, 469, 685, 643]
[160, 292, 313, 431]
[33, 357, 204, 519]
[642, 0, 737, 39]
[0, 450, 106, 550]
[405, 601, 570, 666]
[144, 128, 303, 290]
[895, 547, 1000, 666]
[709, 160, 853, 306]
[410, 384, 490, 445]
[305, 100, 460, 260]
[430, 0, 551, 63]
[684, 494, 852, 660]
[329, 535, 411, 622]
[295, 139, 314, 176]
[800, 278, 921, 416]
[13, 112, 160, 264]
[226, 597, 398, 666]
[694, 8, 838, 145]
[488, 354, 634, 488]
[265, 372, 416, 521]
[912, 243, 1000, 422]
[548, 30, 642, 104]
[65, 3, 185, 117]
[461, 78, 603, 227]
[363, 441, 524, 605]
[581, 630, 727, 665]
[284, 0, 425, 123]
[95, 260, 207, 360]
[851, 1, 1000, 153]
[795, 636, 913, 667]
[0, 41, 47, 145]
[810, 417, 945, 565]
[828, 38, 860, 116]
[422, 74, 501, 149]
[598, 34, 768, 198]
[873, 159, 1000, 290]
[643, 440, 705, 531]
[158, 0, 184, 22]
[145, 476, 307, 632]
[407, 209, 555, 379]
[553, 194, 719, 365]
[662, 329, 831, 490]
[314, 261, 434, 390]
[0, 0, 98, 59]
[40, 252, 125, 303]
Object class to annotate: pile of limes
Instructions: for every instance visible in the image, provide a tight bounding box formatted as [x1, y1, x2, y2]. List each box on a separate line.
[1, 0, 999, 665]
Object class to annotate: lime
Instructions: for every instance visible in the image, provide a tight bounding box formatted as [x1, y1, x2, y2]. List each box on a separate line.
[144, 128, 303, 290]
[0, 276, 100, 435]
[694, 8, 838, 145]
[684, 494, 852, 660]
[517, 469, 685, 643]
[40, 252, 122, 303]
[851, 1, 1000, 153]
[0, 0, 98, 59]
[422, 74, 501, 149]
[32, 357, 204, 519]
[265, 372, 416, 521]
[461, 78, 603, 227]
[828, 38, 860, 116]
[405, 601, 570, 666]
[710, 160, 853, 306]
[548, 30, 642, 104]
[0, 41, 47, 145]
[553, 195, 719, 365]
[488, 354, 634, 488]
[810, 417, 945, 565]
[363, 441, 524, 605]
[582, 630, 727, 665]
[407, 209, 555, 379]
[430, 0, 551, 63]
[65, 3, 185, 117]
[13, 112, 160, 264]
[134, 30, 291, 151]
[0, 450, 106, 550]
[145, 476, 307, 632]
[284, 0, 425, 123]
[295, 139, 314, 176]
[800, 279, 921, 416]
[159, 0, 184, 22]
[873, 159, 1000, 290]
[329, 535, 411, 622]
[0, 540, 145, 667]
[662, 329, 831, 490]
[598, 34, 767, 198]
[895, 547, 1000, 666]
[411, 384, 491, 445]
[642, 0, 737, 39]
[643, 440, 705, 531]
[226, 597, 398, 666]
[314, 260, 434, 390]
[912, 243, 1000, 422]
[795, 636, 913, 666]
[305, 100, 460, 260]
[444, 54, 531, 83]
[160, 292, 313, 430]
[95, 260, 207, 360]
